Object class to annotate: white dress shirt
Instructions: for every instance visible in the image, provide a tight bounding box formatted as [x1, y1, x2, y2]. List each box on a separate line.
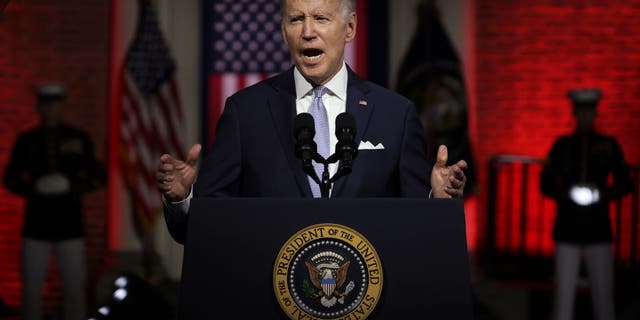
[294, 62, 348, 181]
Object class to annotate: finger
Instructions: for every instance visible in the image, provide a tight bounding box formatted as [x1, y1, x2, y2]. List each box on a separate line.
[159, 153, 177, 165]
[186, 144, 202, 167]
[156, 176, 169, 188]
[435, 145, 448, 168]
[448, 177, 464, 189]
[156, 171, 166, 182]
[451, 165, 466, 181]
[158, 180, 171, 192]
[157, 162, 175, 174]
[158, 154, 177, 175]
[159, 184, 171, 193]
[445, 186, 463, 198]
[455, 160, 468, 170]
[156, 167, 175, 183]
[449, 168, 466, 186]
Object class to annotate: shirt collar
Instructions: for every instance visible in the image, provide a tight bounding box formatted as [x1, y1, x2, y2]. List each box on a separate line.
[294, 63, 348, 102]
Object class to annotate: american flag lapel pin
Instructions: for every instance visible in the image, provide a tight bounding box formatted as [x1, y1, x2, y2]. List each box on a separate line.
[359, 100, 368, 107]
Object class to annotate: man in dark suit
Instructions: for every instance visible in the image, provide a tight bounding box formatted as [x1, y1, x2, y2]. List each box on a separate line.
[157, 0, 468, 243]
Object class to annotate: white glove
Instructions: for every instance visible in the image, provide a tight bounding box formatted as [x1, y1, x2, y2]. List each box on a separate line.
[569, 183, 600, 206]
[35, 173, 71, 195]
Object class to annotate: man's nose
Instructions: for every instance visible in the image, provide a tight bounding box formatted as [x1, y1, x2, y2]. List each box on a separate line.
[301, 19, 316, 40]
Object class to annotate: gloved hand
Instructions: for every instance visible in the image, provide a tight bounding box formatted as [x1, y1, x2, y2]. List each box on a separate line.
[35, 173, 71, 195]
[569, 183, 600, 206]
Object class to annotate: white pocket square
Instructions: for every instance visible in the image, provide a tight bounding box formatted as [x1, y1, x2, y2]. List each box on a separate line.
[358, 141, 385, 150]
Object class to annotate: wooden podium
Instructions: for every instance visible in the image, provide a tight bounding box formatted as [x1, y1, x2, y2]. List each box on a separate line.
[179, 198, 473, 319]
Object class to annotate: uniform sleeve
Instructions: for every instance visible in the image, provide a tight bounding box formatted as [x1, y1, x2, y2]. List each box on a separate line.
[607, 138, 633, 199]
[540, 140, 565, 200]
[3, 135, 33, 196]
[70, 131, 106, 194]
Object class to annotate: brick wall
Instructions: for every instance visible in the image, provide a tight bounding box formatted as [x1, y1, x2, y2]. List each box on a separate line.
[474, 1, 640, 249]
[0, 0, 110, 309]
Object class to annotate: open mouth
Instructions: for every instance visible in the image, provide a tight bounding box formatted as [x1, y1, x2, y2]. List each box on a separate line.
[301, 48, 324, 61]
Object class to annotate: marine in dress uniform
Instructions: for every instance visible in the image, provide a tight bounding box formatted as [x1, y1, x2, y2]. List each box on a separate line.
[541, 88, 633, 320]
[3, 83, 105, 320]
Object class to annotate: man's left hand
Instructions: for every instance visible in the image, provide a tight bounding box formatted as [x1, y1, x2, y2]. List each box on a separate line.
[430, 145, 467, 198]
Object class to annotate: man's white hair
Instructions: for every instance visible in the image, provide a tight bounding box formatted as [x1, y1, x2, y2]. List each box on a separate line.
[280, 0, 356, 19]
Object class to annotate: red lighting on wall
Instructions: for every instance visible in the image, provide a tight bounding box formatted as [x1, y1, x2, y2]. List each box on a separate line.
[474, 1, 640, 259]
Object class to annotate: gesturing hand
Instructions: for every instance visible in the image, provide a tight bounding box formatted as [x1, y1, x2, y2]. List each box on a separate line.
[430, 145, 468, 198]
[157, 144, 202, 202]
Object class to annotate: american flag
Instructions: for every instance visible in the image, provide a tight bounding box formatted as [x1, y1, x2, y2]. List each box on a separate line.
[120, 0, 185, 232]
[203, 0, 368, 150]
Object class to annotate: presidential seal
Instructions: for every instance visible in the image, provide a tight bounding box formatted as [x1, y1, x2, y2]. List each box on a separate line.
[273, 224, 383, 320]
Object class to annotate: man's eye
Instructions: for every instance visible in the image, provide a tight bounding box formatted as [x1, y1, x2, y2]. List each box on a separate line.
[289, 16, 303, 23]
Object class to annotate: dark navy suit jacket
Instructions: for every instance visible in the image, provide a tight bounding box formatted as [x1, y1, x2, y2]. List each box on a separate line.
[165, 67, 430, 242]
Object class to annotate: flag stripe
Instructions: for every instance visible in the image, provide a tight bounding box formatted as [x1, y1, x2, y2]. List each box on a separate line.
[120, 0, 185, 231]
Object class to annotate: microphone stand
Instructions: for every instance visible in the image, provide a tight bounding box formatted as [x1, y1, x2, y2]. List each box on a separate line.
[320, 162, 331, 198]
[295, 112, 358, 198]
[312, 153, 353, 198]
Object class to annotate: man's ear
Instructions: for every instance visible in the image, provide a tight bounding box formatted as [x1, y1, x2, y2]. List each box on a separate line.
[281, 23, 289, 47]
[345, 12, 356, 43]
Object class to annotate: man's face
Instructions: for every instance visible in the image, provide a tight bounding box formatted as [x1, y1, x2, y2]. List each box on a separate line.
[37, 99, 63, 127]
[574, 108, 597, 133]
[281, 0, 356, 85]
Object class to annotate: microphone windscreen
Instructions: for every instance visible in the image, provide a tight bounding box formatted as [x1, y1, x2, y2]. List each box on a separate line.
[335, 112, 356, 136]
[294, 113, 315, 136]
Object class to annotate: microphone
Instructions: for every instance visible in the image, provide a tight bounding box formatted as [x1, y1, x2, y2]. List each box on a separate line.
[294, 113, 319, 183]
[332, 112, 358, 178]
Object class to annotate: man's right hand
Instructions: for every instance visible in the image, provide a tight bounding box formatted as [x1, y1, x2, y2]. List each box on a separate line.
[157, 144, 202, 202]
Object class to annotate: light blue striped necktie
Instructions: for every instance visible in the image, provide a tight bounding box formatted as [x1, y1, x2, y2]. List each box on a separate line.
[308, 86, 329, 197]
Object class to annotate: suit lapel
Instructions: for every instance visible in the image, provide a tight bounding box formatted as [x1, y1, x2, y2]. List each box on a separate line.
[267, 68, 314, 197]
[332, 68, 373, 196]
